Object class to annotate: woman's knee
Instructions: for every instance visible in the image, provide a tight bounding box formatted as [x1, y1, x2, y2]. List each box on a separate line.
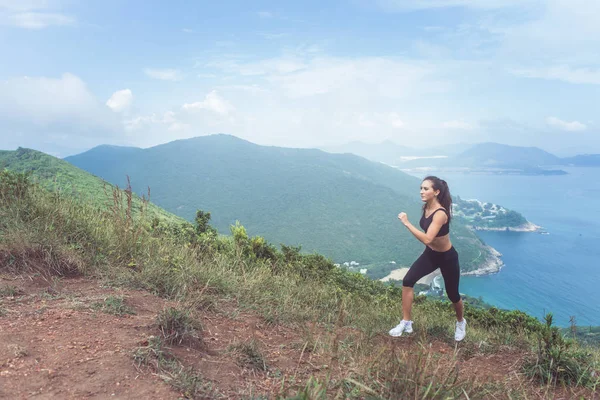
[447, 291, 461, 303]
[402, 274, 417, 288]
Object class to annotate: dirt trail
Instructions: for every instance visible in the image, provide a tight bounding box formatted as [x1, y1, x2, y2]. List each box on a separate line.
[0, 274, 595, 399]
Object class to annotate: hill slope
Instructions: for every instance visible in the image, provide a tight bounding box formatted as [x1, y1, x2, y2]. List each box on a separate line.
[1, 168, 597, 399]
[65, 134, 495, 270]
[0, 147, 183, 224]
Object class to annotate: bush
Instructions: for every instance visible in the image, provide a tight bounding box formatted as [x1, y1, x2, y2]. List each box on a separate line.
[0, 169, 31, 204]
[524, 313, 599, 387]
[157, 307, 203, 347]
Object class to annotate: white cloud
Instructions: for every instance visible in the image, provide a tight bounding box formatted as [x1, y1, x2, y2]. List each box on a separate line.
[546, 117, 587, 132]
[182, 28, 193, 33]
[124, 111, 185, 132]
[182, 91, 234, 115]
[375, 0, 541, 11]
[0, 73, 111, 124]
[266, 57, 446, 99]
[106, 89, 133, 113]
[442, 120, 475, 130]
[0, 0, 54, 11]
[389, 112, 405, 128]
[488, 0, 600, 81]
[0, 1, 76, 29]
[511, 66, 600, 85]
[7, 11, 74, 29]
[0, 73, 122, 156]
[259, 32, 288, 40]
[257, 11, 273, 18]
[206, 57, 306, 76]
[143, 68, 183, 81]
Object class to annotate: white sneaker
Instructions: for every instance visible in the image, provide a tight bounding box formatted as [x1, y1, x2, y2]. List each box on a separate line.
[455, 318, 467, 341]
[389, 320, 413, 337]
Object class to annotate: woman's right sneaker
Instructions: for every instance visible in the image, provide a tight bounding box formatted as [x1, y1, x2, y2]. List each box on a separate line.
[389, 320, 413, 337]
[455, 318, 467, 341]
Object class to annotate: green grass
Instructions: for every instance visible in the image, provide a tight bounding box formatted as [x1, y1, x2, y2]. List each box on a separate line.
[0, 285, 23, 297]
[156, 307, 202, 346]
[1, 170, 599, 398]
[229, 339, 268, 371]
[0, 148, 184, 225]
[92, 295, 136, 316]
[133, 336, 215, 399]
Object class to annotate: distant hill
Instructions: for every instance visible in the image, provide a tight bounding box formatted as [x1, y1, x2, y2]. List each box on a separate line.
[320, 140, 470, 166]
[65, 134, 495, 270]
[561, 154, 600, 167]
[0, 147, 183, 224]
[397, 143, 566, 174]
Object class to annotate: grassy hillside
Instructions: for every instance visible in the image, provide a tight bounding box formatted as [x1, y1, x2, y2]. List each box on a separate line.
[65, 134, 495, 271]
[0, 147, 183, 225]
[1, 170, 598, 398]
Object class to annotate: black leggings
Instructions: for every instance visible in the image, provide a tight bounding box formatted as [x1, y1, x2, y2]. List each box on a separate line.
[402, 246, 461, 303]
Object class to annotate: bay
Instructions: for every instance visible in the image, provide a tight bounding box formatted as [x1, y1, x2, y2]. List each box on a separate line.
[409, 167, 600, 327]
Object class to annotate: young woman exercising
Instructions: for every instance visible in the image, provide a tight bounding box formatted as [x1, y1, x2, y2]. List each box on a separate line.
[388, 176, 466, 341]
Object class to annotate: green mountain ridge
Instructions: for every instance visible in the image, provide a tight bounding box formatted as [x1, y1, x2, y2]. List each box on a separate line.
[0, 147, 183, 225]
[64, 134, 496, 271]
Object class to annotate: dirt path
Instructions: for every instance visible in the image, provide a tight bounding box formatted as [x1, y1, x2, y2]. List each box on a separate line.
[0, 274, 595, 399]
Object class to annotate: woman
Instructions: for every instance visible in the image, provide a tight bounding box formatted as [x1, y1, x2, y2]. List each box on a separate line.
[388, 176, 467, 341]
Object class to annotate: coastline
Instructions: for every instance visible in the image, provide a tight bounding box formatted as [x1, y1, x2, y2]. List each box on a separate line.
[461, 245, 504, 276]
[380, 221, 540, 281]
[469, 221, 542, 232]
[380, 244, 504, 281]
[380, 268, 439, 285]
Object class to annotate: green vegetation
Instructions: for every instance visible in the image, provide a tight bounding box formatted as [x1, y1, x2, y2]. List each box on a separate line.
[133, 336, 214, 399]
[92, 295, 136, 316]
[229, 339, 269, 371]
[525, 314, 597, 386]
[2, 170, 598, 397]
[0, 147, 183, 225]
[157, 307, 202, 346]
[63, 134, 497, 272]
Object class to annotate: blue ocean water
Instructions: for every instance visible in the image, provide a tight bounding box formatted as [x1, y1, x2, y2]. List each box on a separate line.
[413, 167, 600, 327]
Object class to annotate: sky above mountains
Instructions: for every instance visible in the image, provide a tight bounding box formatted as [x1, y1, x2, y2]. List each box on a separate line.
[1, 0, 599, 157]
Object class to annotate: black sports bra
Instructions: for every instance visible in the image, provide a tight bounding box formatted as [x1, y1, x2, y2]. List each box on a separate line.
[419, 208, 450, 237]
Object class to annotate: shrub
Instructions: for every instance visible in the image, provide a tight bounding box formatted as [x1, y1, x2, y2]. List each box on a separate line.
[156, 307, 203, 347]
[524, 313, 599, 387]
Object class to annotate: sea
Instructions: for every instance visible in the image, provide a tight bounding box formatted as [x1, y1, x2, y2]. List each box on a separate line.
[409, 167, 600, 327]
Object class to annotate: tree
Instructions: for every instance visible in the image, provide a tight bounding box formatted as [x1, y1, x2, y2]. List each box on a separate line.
[195, 210, 216, 235]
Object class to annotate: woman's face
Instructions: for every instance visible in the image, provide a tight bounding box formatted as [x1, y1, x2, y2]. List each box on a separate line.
[420, 180, 439, 203]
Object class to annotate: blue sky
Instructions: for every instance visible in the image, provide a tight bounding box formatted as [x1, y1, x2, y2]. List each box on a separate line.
[0, 0, 599, 157]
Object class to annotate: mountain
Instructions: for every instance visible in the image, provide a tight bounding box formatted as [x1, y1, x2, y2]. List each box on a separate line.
[320, 140, 471, 166]
[456, 143, 562, 168]
[0, 147, 183, 224]
[397, 142, 566, 174]
[561, 154, 600, 166]
[65, 134, 495, 270]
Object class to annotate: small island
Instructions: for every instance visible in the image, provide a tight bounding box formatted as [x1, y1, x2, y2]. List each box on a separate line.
[453, 196, 542, 232]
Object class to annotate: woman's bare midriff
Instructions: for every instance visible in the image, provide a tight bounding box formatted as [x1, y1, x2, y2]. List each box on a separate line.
[427, 234, 452, 252]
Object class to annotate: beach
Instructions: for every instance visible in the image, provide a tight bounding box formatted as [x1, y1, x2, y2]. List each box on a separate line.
[380, 268, 439, 285]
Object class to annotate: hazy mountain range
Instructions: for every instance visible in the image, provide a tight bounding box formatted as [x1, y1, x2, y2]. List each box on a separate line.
[321, 141, 600, 174]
